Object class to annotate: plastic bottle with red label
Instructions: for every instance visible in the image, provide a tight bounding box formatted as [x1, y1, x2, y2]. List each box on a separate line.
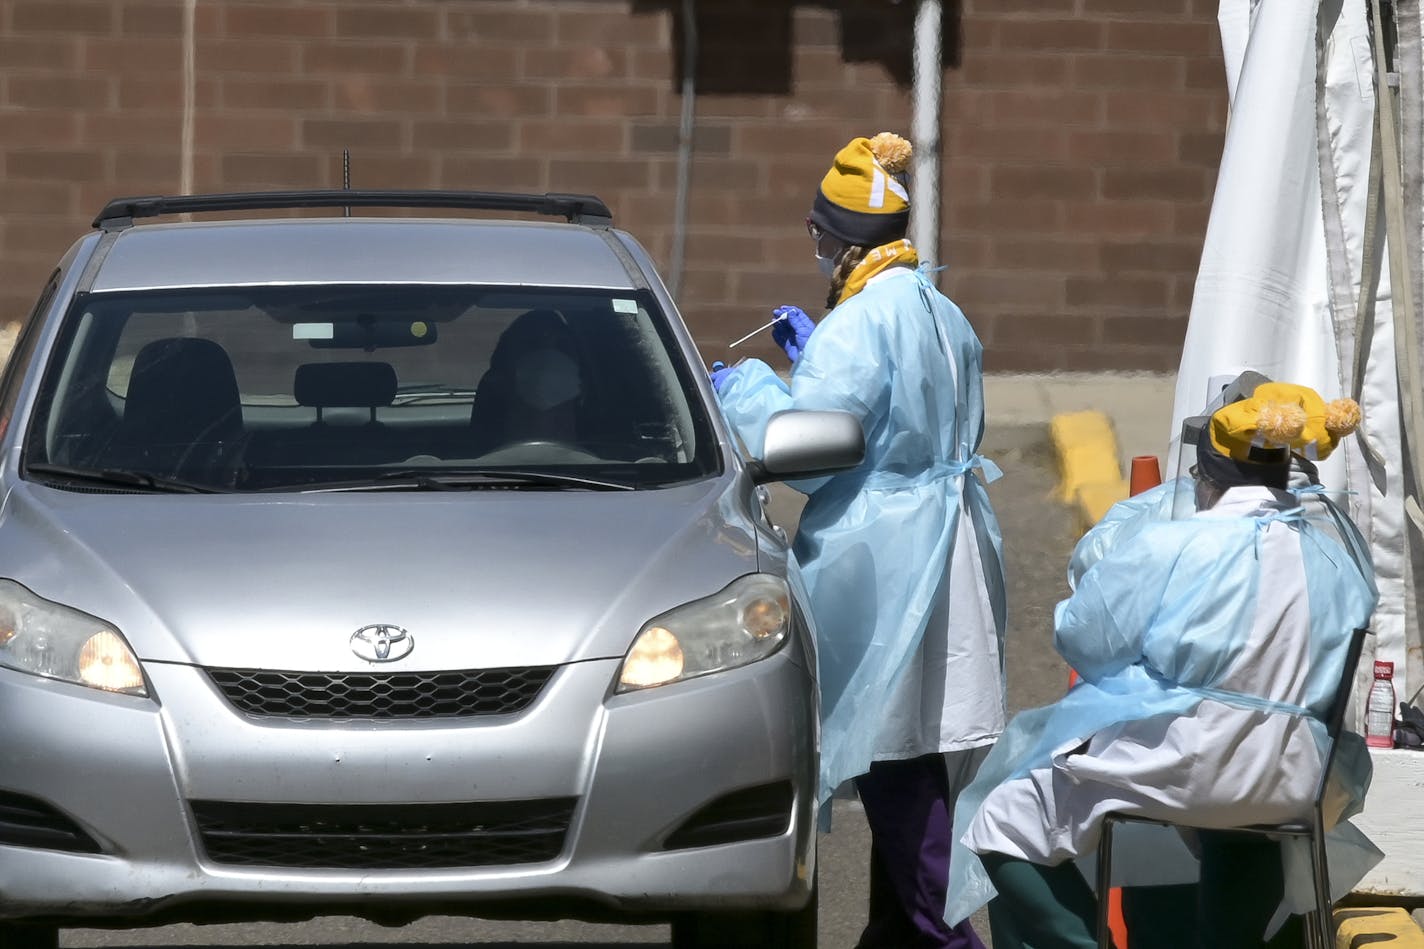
[1366, 659, 1397, 749]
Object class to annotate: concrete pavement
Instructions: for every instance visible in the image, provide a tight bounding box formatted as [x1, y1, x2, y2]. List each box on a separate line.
[984, 372, 1178, 469]
[984, 372, 1177, 529]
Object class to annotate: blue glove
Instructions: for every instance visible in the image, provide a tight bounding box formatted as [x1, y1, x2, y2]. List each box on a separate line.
[709, 360, 735, 393]
[770, 305, 815, 363]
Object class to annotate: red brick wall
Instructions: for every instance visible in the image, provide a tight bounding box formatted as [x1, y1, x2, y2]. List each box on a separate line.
[0, 0, 1225, 372]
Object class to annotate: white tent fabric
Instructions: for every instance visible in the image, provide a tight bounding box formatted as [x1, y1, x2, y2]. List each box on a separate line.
[1167, 0, 1419, 708]
[1168, 0, 1341, 453]
[1395, 0, 1424, 710]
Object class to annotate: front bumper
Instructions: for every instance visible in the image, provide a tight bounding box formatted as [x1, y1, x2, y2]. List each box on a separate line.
[0, 651, 817, 925]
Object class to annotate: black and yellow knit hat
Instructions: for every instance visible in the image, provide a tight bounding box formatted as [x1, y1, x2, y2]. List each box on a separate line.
[810, 132, 913, 248]
[1208, 383, 1361, 462]
[1196, 382, 1362, 488]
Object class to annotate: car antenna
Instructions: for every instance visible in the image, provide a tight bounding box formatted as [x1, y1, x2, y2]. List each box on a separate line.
[342, 148, 351, 217]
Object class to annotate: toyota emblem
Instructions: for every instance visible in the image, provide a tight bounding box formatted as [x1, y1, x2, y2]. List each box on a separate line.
[350, 624, 414, 663]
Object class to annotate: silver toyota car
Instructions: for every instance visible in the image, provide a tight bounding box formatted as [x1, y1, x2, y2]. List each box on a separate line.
[0, 191, 863, 949]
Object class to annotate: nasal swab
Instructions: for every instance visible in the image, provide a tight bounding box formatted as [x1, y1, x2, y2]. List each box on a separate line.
[728, 313, 788, 349]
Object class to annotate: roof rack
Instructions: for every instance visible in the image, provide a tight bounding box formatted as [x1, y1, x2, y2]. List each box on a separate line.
[92, 190, 614, 229]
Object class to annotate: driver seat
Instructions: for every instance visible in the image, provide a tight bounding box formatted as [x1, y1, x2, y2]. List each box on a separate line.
[109, 337, 245, 482]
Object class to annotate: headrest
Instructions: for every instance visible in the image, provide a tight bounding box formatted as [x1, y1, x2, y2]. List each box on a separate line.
[124, 337, 243, 440]
[294, 362, 397, 408]
[492, 308, 574, 363]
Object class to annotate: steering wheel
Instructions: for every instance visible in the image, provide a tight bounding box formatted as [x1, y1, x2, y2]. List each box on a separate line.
[478, 439, 603, 464]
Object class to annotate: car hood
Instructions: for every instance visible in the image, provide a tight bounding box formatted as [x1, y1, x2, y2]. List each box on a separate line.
[0, 479, 762, 671]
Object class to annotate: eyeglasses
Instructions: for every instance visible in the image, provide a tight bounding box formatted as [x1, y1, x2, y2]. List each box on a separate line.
[805, 217, 823, 242]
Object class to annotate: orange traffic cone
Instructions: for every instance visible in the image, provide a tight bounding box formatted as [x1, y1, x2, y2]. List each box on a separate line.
[1107, 887, 1129, 948]
[1128, 455, 1162, 497]
[1064, 665, 1127, 945]
[1079, 457, 1160, 947]
[1061, 456, 1163, 943]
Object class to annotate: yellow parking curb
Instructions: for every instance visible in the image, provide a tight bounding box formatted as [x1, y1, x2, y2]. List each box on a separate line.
[1049, 410, 1127, 532]
[1335, 905, 1424, 946]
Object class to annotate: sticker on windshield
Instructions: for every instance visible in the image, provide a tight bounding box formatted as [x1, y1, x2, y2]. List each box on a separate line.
[612, 298, 638, 314]
[292, 322, 335, 340]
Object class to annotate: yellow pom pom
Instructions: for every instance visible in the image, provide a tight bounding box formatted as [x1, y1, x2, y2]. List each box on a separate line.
[869, 132, 913, 174]
[1256, 400, 1307, 445]
[1325, 398, 1362, 436]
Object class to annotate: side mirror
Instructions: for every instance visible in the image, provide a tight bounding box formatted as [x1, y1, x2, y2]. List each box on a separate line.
[747, 410, 865, 484]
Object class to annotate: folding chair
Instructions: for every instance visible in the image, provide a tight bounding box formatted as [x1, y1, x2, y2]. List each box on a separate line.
[1094, 627, 1371, 949]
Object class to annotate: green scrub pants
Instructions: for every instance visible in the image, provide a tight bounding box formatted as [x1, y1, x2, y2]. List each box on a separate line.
[983, 832, 1304, 949]
[982, 853, 1104, 949]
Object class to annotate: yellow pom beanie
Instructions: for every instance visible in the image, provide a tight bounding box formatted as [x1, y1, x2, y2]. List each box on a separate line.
[1256, 381, 1362, 461]
[810, 132, 913, 247]
[1208, 382, 1361, 462]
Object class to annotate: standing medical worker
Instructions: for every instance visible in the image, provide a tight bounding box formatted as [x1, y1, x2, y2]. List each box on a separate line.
[943, 383, 1378, 949]
[711, 132, 1007, 949]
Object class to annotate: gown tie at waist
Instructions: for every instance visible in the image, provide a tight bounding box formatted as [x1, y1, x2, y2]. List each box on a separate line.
[1141, 663, 1317, 721]
[856, 454, 1003, 490]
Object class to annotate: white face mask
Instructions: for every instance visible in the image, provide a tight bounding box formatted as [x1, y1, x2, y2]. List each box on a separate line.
[514, 348, 581, 411]
[816, 253, 836, 278]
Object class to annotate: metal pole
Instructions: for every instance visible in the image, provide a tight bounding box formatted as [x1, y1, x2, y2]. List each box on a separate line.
[911, 0, 942, 276]
[180, 0, 196, 196]
[669, 0, 697, 301]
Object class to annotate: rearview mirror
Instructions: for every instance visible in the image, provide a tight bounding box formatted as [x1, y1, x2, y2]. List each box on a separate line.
[747, 410, 865, 484]
[297, 319, 438, 350]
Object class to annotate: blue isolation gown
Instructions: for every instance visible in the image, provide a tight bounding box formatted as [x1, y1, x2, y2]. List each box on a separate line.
[716, 266, 1007, 806]
[1066, 477, 1193, 590]
[945, 484, 1380, 928]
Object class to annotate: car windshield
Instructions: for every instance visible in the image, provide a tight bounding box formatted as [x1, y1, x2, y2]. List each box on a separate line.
[23, 285, 718, 492]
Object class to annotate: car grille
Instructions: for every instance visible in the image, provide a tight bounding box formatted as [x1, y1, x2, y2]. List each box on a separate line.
[190, 798, 577, 870]
[204, 666, 556, 719]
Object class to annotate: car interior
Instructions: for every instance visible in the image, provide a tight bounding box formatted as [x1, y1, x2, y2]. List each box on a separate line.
[24, 286, 715, 492]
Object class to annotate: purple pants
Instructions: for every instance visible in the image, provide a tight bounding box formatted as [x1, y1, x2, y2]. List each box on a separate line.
[853, 754, 987, 949]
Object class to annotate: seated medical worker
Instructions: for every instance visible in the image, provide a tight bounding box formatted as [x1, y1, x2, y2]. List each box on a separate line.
[943, 382, 1379, 949]
[1065, 373, 1372, 940]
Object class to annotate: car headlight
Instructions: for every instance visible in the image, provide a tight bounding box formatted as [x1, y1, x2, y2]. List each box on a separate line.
[0, 579, 147, 696]
[617, 574, 791, 692]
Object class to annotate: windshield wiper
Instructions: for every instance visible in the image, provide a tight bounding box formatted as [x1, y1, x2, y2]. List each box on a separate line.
[284, 468, 636, 493]
[26, 463, 220, 494]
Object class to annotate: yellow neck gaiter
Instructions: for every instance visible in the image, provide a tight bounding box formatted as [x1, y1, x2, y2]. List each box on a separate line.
[837, 239, 920, 305]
